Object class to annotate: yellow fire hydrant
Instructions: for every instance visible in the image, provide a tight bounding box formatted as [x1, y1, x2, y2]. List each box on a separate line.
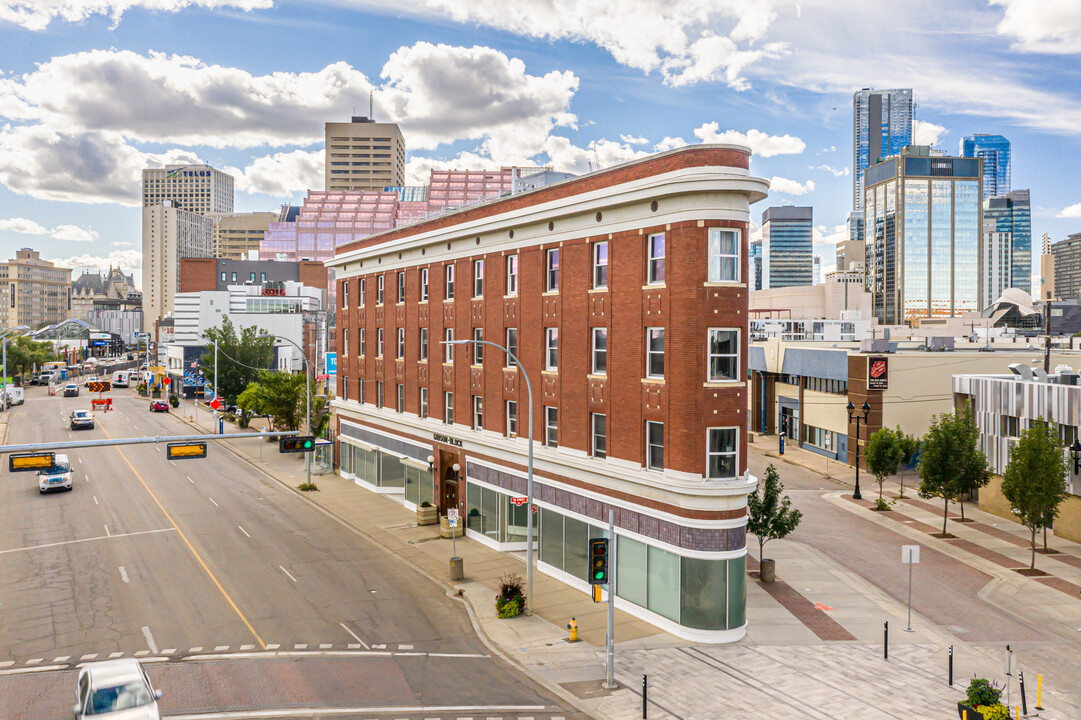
[566, 617, 579, 642]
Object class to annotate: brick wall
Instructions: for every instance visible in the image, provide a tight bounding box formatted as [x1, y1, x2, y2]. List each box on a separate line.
[178, 258, 218, 292]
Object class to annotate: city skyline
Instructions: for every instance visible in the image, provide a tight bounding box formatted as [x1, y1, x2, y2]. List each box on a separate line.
[0, 1, 1079, 289]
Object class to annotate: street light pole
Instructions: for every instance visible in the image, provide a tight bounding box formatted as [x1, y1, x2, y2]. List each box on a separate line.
[446, 338, 535, 615]
[261, 333, 311, 489]
[847, 401, 871, 500]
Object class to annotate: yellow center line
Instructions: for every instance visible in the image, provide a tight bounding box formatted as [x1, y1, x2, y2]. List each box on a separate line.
[99, 424, 266, 650]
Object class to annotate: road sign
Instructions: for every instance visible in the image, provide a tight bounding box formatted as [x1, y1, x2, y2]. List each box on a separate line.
[447, 508, 459, 527]
[510, 496, 527, 506]
[209, 397, 222, 411]
[901, 545, 920, 564]
[167, 442, 208, 460]
[279, 435, 315, 453]
[589, 538, 610, 585]
[87, 380, 112, 393]
[8, 452, 55, 472]
[162, 377, 171, 385]
[326, 352, 337, 376]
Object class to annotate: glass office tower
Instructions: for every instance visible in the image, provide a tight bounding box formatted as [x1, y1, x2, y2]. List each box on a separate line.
[853, 88, 914, 216]
[983, 190, 1031, 294]
[864, 147, 982, 324]
[962, 134, 1011, 200]
[760, 207, 813, 289]
[750, 241, 762, 291]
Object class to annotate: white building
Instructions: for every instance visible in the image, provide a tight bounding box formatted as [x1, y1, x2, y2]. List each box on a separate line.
[142, 164, 234, 215]
[982, 218, 1013, 309]
[142, 202, 213, 331]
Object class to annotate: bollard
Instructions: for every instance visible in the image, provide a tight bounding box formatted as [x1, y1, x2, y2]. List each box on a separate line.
[1019, 670, 1028, 716]
[948, 644, 953, 686]
[1015, 706, 1020, 719]
[642, 674, 648, 719]
[884, 621, 888, 660]
[1036, 673, 1044, 710]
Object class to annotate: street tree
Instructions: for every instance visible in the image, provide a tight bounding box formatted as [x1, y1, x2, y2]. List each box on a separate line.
[1001, 418, 1069, 571]
[895, 427, 920, 498]
[4, 336, 53, 382]
[952, 405, 991, 521]
[747, 464, 803, 567]
[865, 427, 903, 500]
[199, 318, 274, 404]
[918, 406, 990, 534]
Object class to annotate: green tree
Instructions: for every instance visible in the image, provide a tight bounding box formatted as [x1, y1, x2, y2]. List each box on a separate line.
[896, 427, 920, 499]
[200, 317, 274, 404]
[918, 406, 990, 533]
[865, 427, 903, 499]
[747, 464, 803, 562]
[1001, 418, 1069, 571]
[4, 336, 53, 382]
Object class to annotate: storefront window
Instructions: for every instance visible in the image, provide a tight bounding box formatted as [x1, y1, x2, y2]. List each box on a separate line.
[404, 465, 430, 505]
[616, 536, 648, 607]
[354, 446, 379, 485]
[539, 507, 564, 571]
[564, 516, 590, 582]
[379, 453, 405, 489]
[502, 495, 534, 544]
[340, 440, 353, 475]
[680, 556, 727, 630]
[466, 483, 500, 541]
[727, 556, 747, 629]
[648, 545, 680, 622]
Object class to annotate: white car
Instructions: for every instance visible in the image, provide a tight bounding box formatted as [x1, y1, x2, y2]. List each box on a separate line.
[74, 659, 162, 720]
[38, 453, 73, 493]
[84, 376, 100, 388]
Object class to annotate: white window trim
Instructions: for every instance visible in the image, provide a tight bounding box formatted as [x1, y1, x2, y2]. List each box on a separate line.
[359, 328, 365, 356]
[420, 267, 429, 302]
[419, 328, 428, 361]
[506, 400, 517, 437]
[593, 241, 609, 290]
[397, 272, 405, 303]
[445, 264, 455, 300]
[708, 227, 741, 283]
[473, 395, 484, 430]
[592, 327, 607, 375]
[472, 328, 483, 366]
[342, 328, 349, 357]
[444, 391, 454, 424]
[419, 387, 428, 418]
[706, 427, 739, 481]
[377, 275, 384, 305]
[376, 328, 384, 358]
[359, 278, 366, 306]
[646, 327, 664, 379]
[397, 327, 405, 359]
[545, 406, 558, 448]
[545, 327, 559, 371]
[506, 255, 519, 296]
[473, 259, 484, 298]
[506, 328, 518, 368]
[445, 329, 454, 363]
[646, 420, 664, 471]
[592, 413, 606, 458]
[397, 384, 405, 413]
[647, 232, 665, 285]
[546, 248, 560, 292]
[707, 327, 740, 383]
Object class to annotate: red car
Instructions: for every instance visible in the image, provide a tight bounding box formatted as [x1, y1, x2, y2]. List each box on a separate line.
[149, 400, 169, 412]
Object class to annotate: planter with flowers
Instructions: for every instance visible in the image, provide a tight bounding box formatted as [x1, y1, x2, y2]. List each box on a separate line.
[957, 677, 1008, 720]
[495, 572, 526, 618]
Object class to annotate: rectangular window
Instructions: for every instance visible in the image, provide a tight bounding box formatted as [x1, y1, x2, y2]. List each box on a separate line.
[473, 259, 484, 297]
[445, 264, 455, 300]
[419, 328, 428, 361]
[342, 328, 349, 356]
[646, 328, 664, 378]
[445, 392, 454, 424]
[249, 272, 256, 282]
[506, 255, 519, 295]
[376, 380, 384, 408]
[419, 387, 428, 419]
[593, 241, 609, 289]
[546, 249, 560, 291]
[376, 275, 384, 304]
[707, 428, 738, 480]
[506, 400, 517, 437]
[545, 328, 559, 370]
[342, 281, 349, 307]
[377, 328, 384, 357]
[708, 329, 739, 381]
[473, 396, 484, 430]
[231, 272, 237, 282]
[419, 267, 429, 301]
[260, 272, 266, 283]
[646, 421, 664, 470]
[545, 406, 558, 448]
[359, 328, 365, 356]
[592, 413, 607, 459]
[648, 233, 665, 284]
[396, 384, 404, 413]
[359, 278, 366, 306]
[397, 271, 405, 303]
[473, 327, 483, 365]
[708, 228, 740, 282]
[342, 377, 349, 402]
[506, 328, 518, 368]
[359, 379, 364, 404]
[444, 328, 454, 362]
[592, 327, 607, 374]
[221, 272, 227, 283]
[397, 328, 405, 359]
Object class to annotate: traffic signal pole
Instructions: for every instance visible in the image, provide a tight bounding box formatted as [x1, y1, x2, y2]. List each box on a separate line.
[606, 508, 616, 689]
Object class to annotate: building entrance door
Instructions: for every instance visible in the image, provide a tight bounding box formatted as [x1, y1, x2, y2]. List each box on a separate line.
[441, 466, 459, 516]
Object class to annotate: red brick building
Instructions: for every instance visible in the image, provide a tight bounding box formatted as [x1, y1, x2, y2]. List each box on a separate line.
[327, 146, 768, 641]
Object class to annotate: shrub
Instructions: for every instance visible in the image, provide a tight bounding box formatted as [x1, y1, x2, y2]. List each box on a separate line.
[298, 482, 319, 492]
[966, 677, 1003, 708]
[977, 704, 1009, 720]
[419, 501, 432, 508]
[497, 596, 521, 618]
[872, 497, 895, 511]
[497, 572, 525, 602]
[225, 412, 237, 423]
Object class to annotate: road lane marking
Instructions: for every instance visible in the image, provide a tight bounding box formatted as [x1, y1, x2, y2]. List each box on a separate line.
[80, 654, 98, 660]
[237, 526, 251, 538]
[161, 705, 547, 719]
[293, 643, 307, 650]
[54, 656, 70, 663]
[78, 458, 82, 464]
[93, 496, 98, 505]
[119, 566, 130, 583]
[0, 665, 66, 676]
[187, 476, 194, 484]
[279, 565, 297, 582]
[240, 644, 255, 651]
[0, 528, 175, 555]
[208, 497, 219, 508]
[170, 461, 176, 467]
[162, 649, 176, 655]
[398, 644, 413, 650]
[99, 426, 267, 651]
[25, 658, 42, 665]
[214, 645, 229, 652]
[265, 644, 279, 650]
[108, 652, 123, 659]
[318, 643, 332, 649]
[104, 525, 111, 537]
[141, 626, 158, 654]
[189, 647, 203, 653]
[134, 650, 149, 656]
[155, 446, 160, 452]
[339, 623, 370, 649]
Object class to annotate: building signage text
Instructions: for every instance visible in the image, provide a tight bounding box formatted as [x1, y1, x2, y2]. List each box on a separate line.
[868, 356, 888, 390]
[433, 433, 463, 447]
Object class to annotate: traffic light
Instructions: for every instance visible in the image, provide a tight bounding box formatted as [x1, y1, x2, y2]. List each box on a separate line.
[588, 538, 609, 585]
[279, 435, 316, 453]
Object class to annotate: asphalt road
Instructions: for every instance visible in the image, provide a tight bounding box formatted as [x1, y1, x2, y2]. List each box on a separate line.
[0, 387, 583, 719]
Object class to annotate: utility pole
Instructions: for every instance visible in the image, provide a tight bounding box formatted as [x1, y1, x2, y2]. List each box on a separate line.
[1044, 300, 1052, 374]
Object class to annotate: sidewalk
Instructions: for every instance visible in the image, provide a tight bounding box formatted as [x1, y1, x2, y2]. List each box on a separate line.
[182, 400, 1077, 720]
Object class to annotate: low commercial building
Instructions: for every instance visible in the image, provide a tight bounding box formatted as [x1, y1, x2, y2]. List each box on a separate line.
[179, 258, 330, 294]
[954, 367, 1081, 543]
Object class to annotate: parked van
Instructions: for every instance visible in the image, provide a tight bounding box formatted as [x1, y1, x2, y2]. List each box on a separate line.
[38, 453, 73, 493]
[111, 371, 130, 388]
[1, 386, 24, 407]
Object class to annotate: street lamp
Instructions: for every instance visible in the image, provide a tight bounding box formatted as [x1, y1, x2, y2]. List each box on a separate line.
[1, 326, 30, 411]
[1070, 440, 1081, 475]
[847, 401, 871, 500]
[196, 334, 220, 432]
[444, 337, 536, 615]
[260, 332, 312, 491]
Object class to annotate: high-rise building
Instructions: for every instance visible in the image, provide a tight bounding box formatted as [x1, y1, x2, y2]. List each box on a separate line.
[983, 190, 1031, 293]
[0, 248, 72, 329]
[863, 146, 982, 324]
[1052, 233, 1081, 301]
[846, 210, 864, 245]
[750, 241, 762, 291]
[835, 238, 866, 274]
[982, 218, 1012, 308]
[142, 164, 234, 214]
[1042, 232, 1052, 255]
[142, 202, 213, 331]
[760, 207, 813, 289]
[961, 134, 1011, 199]
[813, 255, 822, 285]
[325, 117, 406, 192]
[853, 88, 914, 214]
[209, 212, 278, 260]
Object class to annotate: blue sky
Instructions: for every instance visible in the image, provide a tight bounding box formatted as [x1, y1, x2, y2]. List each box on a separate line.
[0, 0, 1079, 289]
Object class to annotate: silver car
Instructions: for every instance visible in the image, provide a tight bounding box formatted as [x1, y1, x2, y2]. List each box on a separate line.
[75, 659, 162, 719]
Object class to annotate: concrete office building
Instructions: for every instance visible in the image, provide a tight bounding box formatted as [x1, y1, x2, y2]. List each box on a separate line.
[325, 117, 406, 192]
[142, 202, 213, 332]
[1052, 233, 1081, 300]
[836, 237, 866, 274]
[328, 146, 768, 641]
[0, 248, 72, 330]
[210, 212, 278, 260]
[982, 219, 1013, 309]
[142, 164, 234, 214]
[863, 146, 982, 324]
[961, 134, 1011, 200]
[983, 190, 1031, 294]
[853, 88, 914, 216]
[759, 206, 813, 289]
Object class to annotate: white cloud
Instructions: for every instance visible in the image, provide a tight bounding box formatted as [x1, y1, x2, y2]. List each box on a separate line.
[812, 164, 849, 177]
[542, 136, 651, 175]
[990, 0, 1081, 54]
[769, 176, 814, 195]
[49, 249, 142, 274]
[0, 215, 97, 241]
[1058, 203, 1081, 219]
[112, 241, 132, 247]
[692, 123, 805, 157]
[404, 151, 496, 186]
[812, 223, 848, 246]
[0, 0, 271, 31]
[663, 35, 788, 89]
[653, 136, 688, 152]
[224, 148, 324, 197]
[620, 134, 649, 145]
[913, 119, 947, 147]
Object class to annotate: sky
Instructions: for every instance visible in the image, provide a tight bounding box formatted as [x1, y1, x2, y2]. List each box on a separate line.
[0, 0, 1079, 291]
